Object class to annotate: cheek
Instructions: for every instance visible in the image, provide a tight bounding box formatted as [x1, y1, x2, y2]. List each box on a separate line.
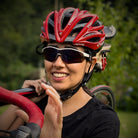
[44, 60, 52, 75]
[68, 62, 86, 79]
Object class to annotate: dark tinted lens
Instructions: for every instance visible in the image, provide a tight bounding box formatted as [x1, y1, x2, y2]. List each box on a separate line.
[43, 47, 57, 62]
[62, 49, 84, 63]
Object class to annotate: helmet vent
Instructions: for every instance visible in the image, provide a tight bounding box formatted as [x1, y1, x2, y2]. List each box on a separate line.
[48, 14, 54, 34]
[78, 17, 92, 24]
[69, 17, 92, 37]
[62, 16, 70, 30]
[61, 10, 74, 30]
[87, 37, 100, 42]
[98, 30, 104, 34]
[92, 20, 101, 27]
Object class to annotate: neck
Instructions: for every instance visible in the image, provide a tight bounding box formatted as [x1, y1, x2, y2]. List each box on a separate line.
[62, 87, 92, 117]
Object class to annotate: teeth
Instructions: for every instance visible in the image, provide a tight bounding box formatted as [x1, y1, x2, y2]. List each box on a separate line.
[53, 73, 67, 78]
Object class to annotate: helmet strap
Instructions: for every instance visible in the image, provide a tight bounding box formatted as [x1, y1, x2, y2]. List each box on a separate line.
[60, 82, 83, 101]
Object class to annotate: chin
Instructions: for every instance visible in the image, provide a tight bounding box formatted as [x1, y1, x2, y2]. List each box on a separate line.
[51, 83, 67, 92]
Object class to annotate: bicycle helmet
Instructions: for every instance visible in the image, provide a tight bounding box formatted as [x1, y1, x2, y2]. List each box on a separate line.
[40, 7, 105, 51]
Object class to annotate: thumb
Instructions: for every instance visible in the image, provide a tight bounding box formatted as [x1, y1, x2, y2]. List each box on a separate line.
[16, 109, 29, 123]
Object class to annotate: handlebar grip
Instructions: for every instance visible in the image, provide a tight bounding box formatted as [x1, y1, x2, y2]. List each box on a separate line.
[14, 87, 38, 98]
[10, 123, 41, 138]
[14, 87, 35, 92]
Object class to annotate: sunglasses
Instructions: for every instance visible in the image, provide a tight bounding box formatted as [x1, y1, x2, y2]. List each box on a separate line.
[42, 46, 90, 64]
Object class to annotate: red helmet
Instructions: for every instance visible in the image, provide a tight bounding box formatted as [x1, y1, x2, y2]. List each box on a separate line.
[40, 7, 105, 50]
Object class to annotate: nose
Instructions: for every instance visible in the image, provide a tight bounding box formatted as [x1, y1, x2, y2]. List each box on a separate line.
[53, 55, 65, 68]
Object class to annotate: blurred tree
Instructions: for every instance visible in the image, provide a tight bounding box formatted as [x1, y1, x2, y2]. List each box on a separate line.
[0, 0, 55, 89]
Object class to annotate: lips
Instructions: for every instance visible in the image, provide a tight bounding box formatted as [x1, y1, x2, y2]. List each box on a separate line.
[51, 72, 69, 82]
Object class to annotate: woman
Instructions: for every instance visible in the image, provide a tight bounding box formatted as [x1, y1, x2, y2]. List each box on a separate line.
[0, 7, 120, 138]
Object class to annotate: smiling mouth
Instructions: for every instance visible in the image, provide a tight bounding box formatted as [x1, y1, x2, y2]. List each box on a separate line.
[52, 73, 68, 78]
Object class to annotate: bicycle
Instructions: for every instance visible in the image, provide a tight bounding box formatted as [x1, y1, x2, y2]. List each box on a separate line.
[90, 85, 115, 109]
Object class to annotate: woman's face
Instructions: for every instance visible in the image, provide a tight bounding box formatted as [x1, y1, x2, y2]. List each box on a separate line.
[44, 43, 95, 93]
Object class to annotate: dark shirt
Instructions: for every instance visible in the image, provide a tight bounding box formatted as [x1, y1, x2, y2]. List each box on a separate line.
[37, 96, 120, 138]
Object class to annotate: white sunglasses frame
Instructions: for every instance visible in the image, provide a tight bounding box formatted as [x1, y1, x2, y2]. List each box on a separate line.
[42, 46, 90, 59]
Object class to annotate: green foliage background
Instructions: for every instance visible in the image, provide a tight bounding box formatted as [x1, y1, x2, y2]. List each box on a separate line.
[0, 0, 137, 111]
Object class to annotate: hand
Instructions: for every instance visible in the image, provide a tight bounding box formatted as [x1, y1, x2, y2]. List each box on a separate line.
[22, 78, 46, 96]
[16, 109, 29, 123]
[0, 105, 29, 132]
[22, 78, 47, 102]
[40, 83, 63, 138]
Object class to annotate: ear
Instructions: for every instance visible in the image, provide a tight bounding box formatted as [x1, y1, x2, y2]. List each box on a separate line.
[85, 57, 97, 73]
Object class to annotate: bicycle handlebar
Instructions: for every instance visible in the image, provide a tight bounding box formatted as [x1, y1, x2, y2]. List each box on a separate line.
[0, 87, 44, 138]
[0, 87, 37, 106]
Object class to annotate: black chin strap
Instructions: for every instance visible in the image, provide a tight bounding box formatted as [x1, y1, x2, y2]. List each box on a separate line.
[60, 82, 84, 101]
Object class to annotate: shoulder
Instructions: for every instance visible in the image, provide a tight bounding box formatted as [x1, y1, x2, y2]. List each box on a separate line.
[87, 96, 120, 123]
[85, 97, 120, 137]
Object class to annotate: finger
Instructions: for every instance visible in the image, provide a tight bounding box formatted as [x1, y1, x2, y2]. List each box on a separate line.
[41, 83, 60, 98]
[30, 93, 46, 103]
[41, 83, 62, 112]
[22, 80, 45, 96]
[22, 80, 32, 88]
[36, 79, 46, 95]
[16, 109, 29, 123]
[46, 89, 61, 106]
[46, 89, 63, 123]
[8, 117, 25, 131]
[41, 83, 63, 123]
